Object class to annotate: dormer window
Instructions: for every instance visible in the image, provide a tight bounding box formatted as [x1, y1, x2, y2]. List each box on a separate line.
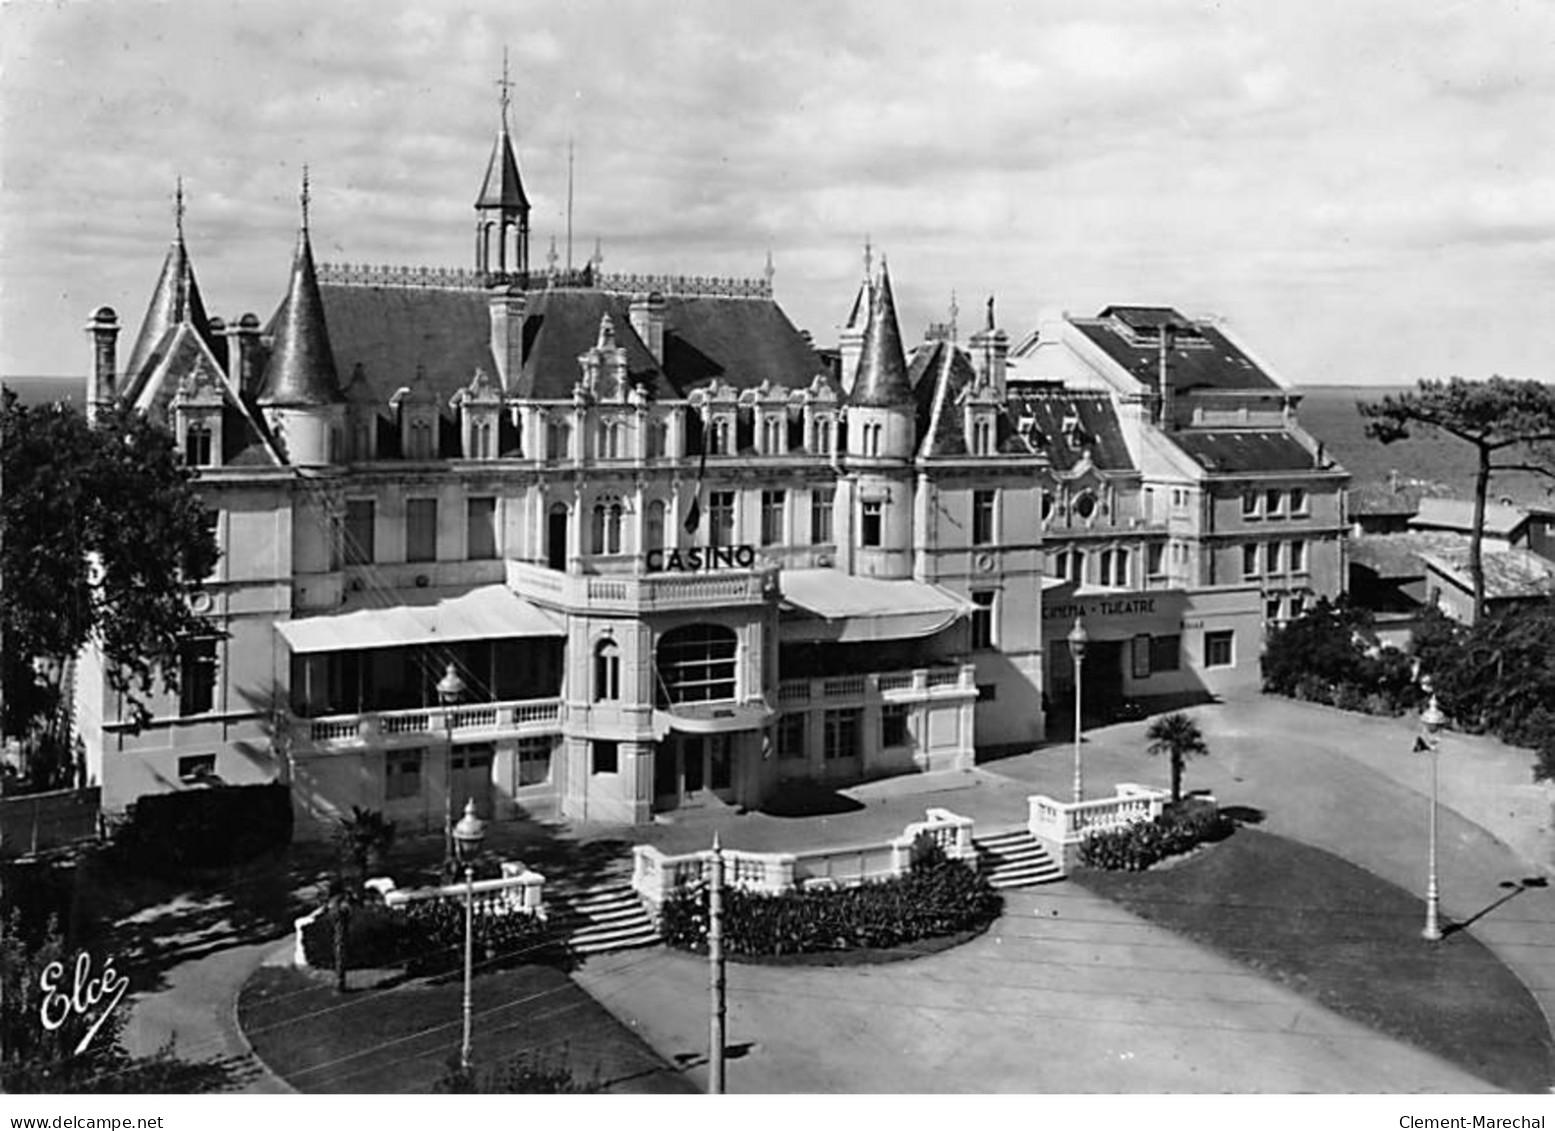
[762, 415, 786, 455]
[970, 417, 994, 456]
[1072, 491, 1097, 522]
[184, 422, 213, 467]
[407, 418, 435, 460]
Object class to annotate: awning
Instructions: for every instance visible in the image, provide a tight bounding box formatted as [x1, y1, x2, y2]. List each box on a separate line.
[276, 584, 565, 654]
[652, 701, 776, 738]
[779, 568, 975, 644]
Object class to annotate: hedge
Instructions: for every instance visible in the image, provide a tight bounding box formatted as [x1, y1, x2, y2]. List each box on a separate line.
[110, 782, 292, 873]
[659, 845, 1003, 957]
[1078, 805, 1235, 872]
[300, 898, 553, 975]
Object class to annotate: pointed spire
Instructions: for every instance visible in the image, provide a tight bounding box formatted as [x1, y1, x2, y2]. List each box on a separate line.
[949, 291, 960, 343]
[257, 172, 342, 407]
[496, 45, 514, 121]
[476, 53, 530, 211]
[850, 257, 913, 408]
[124, 180, 214, 384]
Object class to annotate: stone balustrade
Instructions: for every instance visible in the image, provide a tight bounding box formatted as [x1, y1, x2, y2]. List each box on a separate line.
[299, 697, 562, 750]
[631, 807, 975, 908]
[777, 663, 975, 708]
[1027, 783, 1171, 874]
[506, 559, 771, 613]
[318, 261, 772, 300]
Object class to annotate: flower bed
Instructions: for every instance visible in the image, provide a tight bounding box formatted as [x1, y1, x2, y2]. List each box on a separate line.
[1077, 804, 1235, 872]
[300, 899, 553, 975]
[659, 842, 1002, 958]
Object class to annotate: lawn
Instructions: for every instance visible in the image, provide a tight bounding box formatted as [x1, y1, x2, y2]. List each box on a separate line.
[238, 962, 697, 1094]
[1073, 827, 1555, 1093]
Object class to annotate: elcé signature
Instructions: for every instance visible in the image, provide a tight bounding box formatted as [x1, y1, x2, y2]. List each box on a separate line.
[39, 951, 130, 1055]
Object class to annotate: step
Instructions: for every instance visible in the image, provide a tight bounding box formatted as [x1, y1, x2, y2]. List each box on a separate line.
[546, 882, 662, 956]
[973, 833, 1063, 890]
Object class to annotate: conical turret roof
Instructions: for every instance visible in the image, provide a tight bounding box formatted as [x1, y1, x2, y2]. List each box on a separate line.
[124, 228, 213, 385]
[258, 221, 343, 407]
[849, 263, 914, 408]
[476, 123, 530, 211]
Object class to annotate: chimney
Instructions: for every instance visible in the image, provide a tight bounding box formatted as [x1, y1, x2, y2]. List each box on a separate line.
[1157, 324, 1177, 431]
[207, 315, 229, 374]
[629, 291, 666, 364]
[488, 285, 527, 393]
[970, 325, 1009, 397]
[229, 313, 265, 396]
[85, 306, 120, 424]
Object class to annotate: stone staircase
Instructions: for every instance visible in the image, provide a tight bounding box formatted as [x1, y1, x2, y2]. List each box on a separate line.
[974, 829, 1063, 889]
[547, 880, 661, 956]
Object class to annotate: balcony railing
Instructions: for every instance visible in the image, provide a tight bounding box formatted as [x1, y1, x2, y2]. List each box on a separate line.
[298, 697, 562, 750]
[777, 663, 976, 709]
[507, 559, 772, 613]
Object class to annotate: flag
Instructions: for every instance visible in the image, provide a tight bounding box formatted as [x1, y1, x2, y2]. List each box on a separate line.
[1413, 736, 1433, 753]
[682, 412, 710, 533]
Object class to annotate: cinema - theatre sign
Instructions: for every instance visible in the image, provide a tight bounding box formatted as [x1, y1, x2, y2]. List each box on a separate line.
[645, 545, 758, 573]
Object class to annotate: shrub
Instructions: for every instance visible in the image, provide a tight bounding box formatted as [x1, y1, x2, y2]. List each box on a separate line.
[1078, 806, 1236, 872]
[660, 854, 1001, 957]
[301, 899, 553, 974]
[110, 782, 291, 874]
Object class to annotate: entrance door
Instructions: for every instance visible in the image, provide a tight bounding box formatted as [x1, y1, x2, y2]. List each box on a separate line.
[682, 736, 706, 793]
[449, 743, 493, 817]
[547, 505, 568, 571]
[651, 734, 736, 812]
[653, 742, 677, 810]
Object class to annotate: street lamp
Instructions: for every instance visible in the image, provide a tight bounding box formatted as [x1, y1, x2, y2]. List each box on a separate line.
[1067, 616, 1089, 803]
[437, 661, 466, 864]
[1420, 693, 1447, 941]
[452, 797, 486, 1072]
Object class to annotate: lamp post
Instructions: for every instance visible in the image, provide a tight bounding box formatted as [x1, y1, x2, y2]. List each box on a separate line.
[452, 798, 486, 1073]
[437, 662, 466, 865]
[1067, 616, 1089, 804]
[1420, 693, 1447, 941]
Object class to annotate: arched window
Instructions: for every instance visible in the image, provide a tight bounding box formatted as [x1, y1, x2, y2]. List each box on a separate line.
[645, 500, 666, 553]
[591, 498, 624, 555]
[547, 502, 568, 571]
[547, 418, 571, 461]
[656, 623, 738, 705]
[594, 638, 621, 702]
[648, 419, 669, 459]
[812, 417, 833, 454]
[1040, 491, 1055, 522]
[597, 419, 622, 460]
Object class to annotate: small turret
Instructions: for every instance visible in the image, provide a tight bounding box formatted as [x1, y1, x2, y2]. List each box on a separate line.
[85, 306, 120, 425]
[475, 49, 531, 282]
[124, 179, 215, 396]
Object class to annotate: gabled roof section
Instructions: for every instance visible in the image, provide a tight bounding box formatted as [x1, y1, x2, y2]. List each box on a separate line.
[850, 265, 914, 408]
[1005, 390, 1134, 472]
[131, 321, 280, 466]
[911, 339, 1036, 460]
[1167, 429, 1320, 473]
[124, 235, 214, 399]
[1071, 307, 1281, 392]
[476, 125, 529, 211]
[259, 226, 344, 407]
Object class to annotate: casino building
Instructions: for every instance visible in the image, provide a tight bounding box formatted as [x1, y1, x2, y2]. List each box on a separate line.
[72, 91, 1331, 838]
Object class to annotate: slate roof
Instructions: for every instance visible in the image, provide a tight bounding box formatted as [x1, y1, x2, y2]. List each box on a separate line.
[1419, 546, 1555, 600]
[906, 340, 1042, 460]
[123, 236, 216, 402]
[1168, 430, 1319, 473]
[476, 125, 529, 211]
[128, 321, 279, 467]
[1005, 389, 1134, 472]
[1072, 306, 1281, 392]
[849, 266, 914, 408]
[258, 228, 344, 407]
[1410, 498, 1535, 538]
[309, 283, 823, 410]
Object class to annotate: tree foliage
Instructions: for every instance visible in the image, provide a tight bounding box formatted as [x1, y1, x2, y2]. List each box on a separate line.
[1358, 377, 1555, 621]
[1144, 712, 1210, 805]
[1, 391, 220, 740]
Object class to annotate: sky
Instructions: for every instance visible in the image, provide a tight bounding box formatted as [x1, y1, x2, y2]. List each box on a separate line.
[4, 0, 1555, 386]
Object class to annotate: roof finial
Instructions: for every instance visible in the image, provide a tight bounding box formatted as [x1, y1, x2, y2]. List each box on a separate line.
[300, 164, 311, 233]
[986, 295, 995, 332]
[496, 45, 514, 121]
[175, 176, 186, 241]
[949, 290, 959, 343]
[763, 249, 775, 291]
[863, 235, 873, 281]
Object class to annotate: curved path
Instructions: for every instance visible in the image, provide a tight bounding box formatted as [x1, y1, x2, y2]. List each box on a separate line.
[576, 695, 1555, 1093]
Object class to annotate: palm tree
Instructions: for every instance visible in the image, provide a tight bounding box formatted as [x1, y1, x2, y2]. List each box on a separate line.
[1145, 712, 1210, 806]
[334, 806, 397, 885]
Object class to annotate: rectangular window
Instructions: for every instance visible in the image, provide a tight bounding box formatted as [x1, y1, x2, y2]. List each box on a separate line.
[406, 498, 438, 563]
[977, 683, 997, 702]
[861, 500, 883, 547]
[778, 713, 807, 760]
[1266, 541, 1282, 574]
[1132, 634, 1151, 680]
[972, 489, 997, 546]
[385, 752, 422, 800]
[345, 499, 376, 565]
[881, 704, 910, 748]
[823, 708, 861, 760]
[466, 496, 497, 560]
[1289, 594, 1306, 619]
[708, 490, 736, 547]
[1242, 490, 1259, 518]
[517, 738, 551, 787]
[970, 589, 996, 650]
[1265, 488, 1283, 517]
[1290, 540, 1307, 573]
[1147, 542, 1166, 578]
[1149, 634, 1181, 672]
[761, 490, 787, 546]
[1204, 630, 1234, 669]
[178, 753, 215, 783]
[592, 739, 619, 775]
[1290, 488, 1308, 515]
[1242, 543, 1260, 579]
[1266, 597, 1283, 622]
[811, 486, 835, 544]
[178, 637, 218, 716]
[182, 508, 220, 581]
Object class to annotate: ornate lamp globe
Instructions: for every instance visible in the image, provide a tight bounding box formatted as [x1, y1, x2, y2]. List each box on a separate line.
[437, 662, 467, 704]
[453, 799, 486, 864]
[1421, 694, 1446, 734]
[1067, 616, 1089, 662]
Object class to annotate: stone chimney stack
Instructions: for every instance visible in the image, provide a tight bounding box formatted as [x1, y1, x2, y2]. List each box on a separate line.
[86, 306, 120, 424]
[229, 313, 265, 396]
[629, 291, 666, 364]
[488, 285, 527, 393]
